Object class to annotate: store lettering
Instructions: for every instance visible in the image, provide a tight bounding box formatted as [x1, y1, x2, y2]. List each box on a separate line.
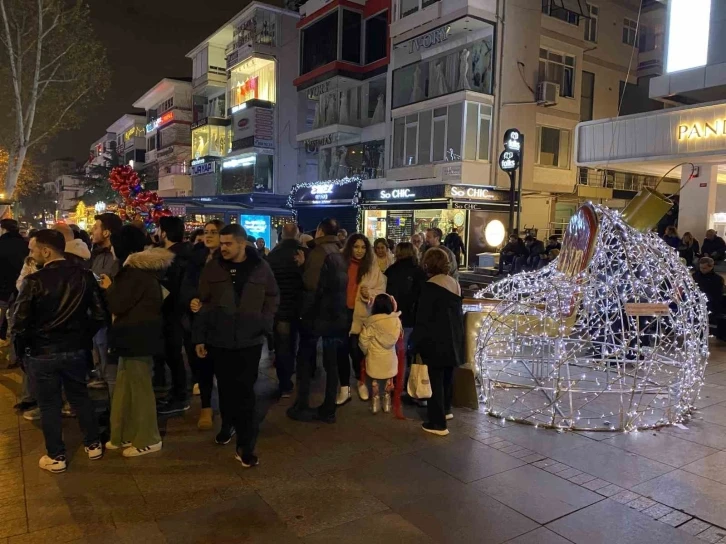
[450, 186, 495, 200]
[408, 26, 451, 54]
[678, 120, 726, 140]
[380, 189, 415, 200]
[307, 80, 332, 100]
[311, 184, 334, 200]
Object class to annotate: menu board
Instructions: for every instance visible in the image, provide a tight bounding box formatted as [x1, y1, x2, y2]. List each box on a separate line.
[386, 210, 414, 242]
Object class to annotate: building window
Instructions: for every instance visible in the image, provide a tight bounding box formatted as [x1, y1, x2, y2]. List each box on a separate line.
[536, 126, 570, 169]
[158, 97, 174, 113]
[584, 4, 598, 42]
[391, 104, 464, 168]
[538, 48, 575, 98]
[341, 10, 362, 64]
[147, 137, 156, 152]
[364, 11, 387, 64]
[192, 125, 228, 159]
[463, 103, 492, 161]
[580, 71, 594, 121]
[623, 17, 638, 46]
[399, 0, 439, 20]
[301, 11, 338, 74]
[392, 33, 495, 109]
[316, 140, 384, 181]
[228, 56, 276, 111]
[542, 0, 580, 25]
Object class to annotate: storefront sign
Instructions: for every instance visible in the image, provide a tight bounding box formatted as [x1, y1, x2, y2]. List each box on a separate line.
[306, 80, 332, 100]
[380, 188, 416, 200]
[452, 202, 494, 210]
[678, 121, 726, 140]
[449, 186, 498, 200]
[499, 150, 520, 171]
[293, 180, 360, 205]
[232, 106, 274, 150]
[191, 161, 217, 176]
[304, 135, 333, 153]
[407, 25, 451, 54]
[146, 111, 174, 133]
[124, 126, 145, 141]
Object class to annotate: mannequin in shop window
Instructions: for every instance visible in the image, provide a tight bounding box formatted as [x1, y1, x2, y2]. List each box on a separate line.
[458, 49, 471, 91]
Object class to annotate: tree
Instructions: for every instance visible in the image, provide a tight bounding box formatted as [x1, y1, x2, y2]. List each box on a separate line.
[0, 147, 38, 199]
[0, 0, 111, 209]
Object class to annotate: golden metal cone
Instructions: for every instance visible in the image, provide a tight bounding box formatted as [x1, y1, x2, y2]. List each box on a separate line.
[621, 188, 673, 232]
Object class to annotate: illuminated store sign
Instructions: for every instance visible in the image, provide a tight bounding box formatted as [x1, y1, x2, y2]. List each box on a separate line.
[191, 161, 216, 176]
[407, 25, 451, 54]
[146, 111, 174, 133]
[449, 186, 496, 200]
[124, 126, 145, 141]
[380, 188, 416, 200]
[678, 120, 726, 139]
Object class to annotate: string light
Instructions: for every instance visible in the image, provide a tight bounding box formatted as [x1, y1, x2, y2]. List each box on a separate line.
[475, 205, 709, 432]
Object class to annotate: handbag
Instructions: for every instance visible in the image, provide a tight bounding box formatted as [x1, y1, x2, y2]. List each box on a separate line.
[407, 355, 432, 399]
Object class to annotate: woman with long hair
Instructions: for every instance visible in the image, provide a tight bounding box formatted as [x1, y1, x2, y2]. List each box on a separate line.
[339, 234, 386, 404]
[679, 231, 700, 265]
[662, 225, 681, 250]
[184, 219, 224, 430]
[374, 237, 395, 272]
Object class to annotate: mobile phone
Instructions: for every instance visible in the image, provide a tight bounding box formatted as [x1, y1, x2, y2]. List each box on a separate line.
[93, 273, 102, 282]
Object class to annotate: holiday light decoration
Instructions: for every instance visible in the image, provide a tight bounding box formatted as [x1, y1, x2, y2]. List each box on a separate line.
[287, 176, 362, 232]
[109, 165, 172, 225]
[475, 202, 709, 432]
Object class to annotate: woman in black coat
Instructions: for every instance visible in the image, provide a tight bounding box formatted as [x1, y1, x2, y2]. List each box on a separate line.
[410, 247, 464, 436]
[385, 242, 426, 365]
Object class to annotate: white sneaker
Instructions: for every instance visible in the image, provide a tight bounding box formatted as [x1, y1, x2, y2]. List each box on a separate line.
[357, 382, 369, 401]
[192, 383, 200, 395]
[39, 455, 67, 473]
[85, 442, 103, 460]
[105, 441, 131, 450]
[123, 441, 162, 457]
[336, 386, 351, 405]
[23, 407, 41, 421]
[445, 413, 454, 421]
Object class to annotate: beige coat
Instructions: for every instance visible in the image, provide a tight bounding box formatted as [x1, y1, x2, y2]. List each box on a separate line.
[359, 311, 402, 379]
[350, 264, 387, 335]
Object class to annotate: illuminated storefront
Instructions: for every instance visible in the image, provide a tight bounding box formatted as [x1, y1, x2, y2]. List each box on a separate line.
[289, 178, 361, 234]
[229, 55, 276, 113]
[360, 184, 513, 267]
[220, 152, 273, 194]
[191, 120, 229, 160]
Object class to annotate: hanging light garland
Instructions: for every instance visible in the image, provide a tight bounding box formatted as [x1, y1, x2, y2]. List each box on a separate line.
[475, 204, 709, 432]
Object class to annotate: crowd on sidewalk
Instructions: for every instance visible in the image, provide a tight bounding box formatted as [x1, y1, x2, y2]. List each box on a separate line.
[0, 214, 465, 474]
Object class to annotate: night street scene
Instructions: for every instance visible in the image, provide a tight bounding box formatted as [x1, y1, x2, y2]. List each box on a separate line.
[2, 0, 726, 542]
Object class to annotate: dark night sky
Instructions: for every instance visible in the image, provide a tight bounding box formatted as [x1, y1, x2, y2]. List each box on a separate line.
[45, 0, 282, 163]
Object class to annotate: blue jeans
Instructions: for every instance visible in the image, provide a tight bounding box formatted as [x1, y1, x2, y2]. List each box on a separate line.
[26, 350, 99, 458]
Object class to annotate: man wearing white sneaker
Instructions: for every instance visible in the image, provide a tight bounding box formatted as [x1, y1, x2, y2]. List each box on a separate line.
[11, 230, 109, 473]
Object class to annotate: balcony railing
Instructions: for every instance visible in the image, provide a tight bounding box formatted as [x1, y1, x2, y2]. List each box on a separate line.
[577, 167, 665, 192]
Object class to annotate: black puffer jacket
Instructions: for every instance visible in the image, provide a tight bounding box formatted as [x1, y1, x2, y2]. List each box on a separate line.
[11, 260, 108, 357]
[267, 238, 307, 321]
[0, 231, 28, 302]
[385, 257, 426, 328]
[162, 242, 193, 316]
[106, 248, 174, 357]
[192, 247, 280, 349]
[300, 235, 348, 336]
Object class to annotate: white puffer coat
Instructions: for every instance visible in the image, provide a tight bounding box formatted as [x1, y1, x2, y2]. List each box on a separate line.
[359, 311, 402, 380]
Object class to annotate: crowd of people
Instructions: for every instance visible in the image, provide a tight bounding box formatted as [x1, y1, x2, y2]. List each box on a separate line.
[0, 214, 465, 473]
[498, 233, 561, 275]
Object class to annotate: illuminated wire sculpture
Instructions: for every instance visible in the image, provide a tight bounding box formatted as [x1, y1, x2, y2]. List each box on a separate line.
[475, 203, 709, 431]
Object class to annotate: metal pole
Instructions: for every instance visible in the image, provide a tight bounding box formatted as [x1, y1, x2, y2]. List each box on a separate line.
[508, 171, 516, 235]
[516, 134, 524, 235]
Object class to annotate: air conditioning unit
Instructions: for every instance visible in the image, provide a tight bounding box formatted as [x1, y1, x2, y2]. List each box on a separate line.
[537, 81, 560, 106]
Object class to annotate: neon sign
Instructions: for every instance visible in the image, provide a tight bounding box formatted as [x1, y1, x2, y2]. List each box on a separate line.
[145, 111, 174, 133]
[450, 186, 495, 200]
[380, 188, 415, 199]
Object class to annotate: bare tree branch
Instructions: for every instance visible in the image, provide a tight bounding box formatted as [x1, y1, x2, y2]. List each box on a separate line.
[0, 0, 26, 141]
[29, 86, 90, 147]
[39, 41, 74, 72]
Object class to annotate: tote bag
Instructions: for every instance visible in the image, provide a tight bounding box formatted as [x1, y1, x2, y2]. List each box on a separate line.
[407, 355, 432, 399]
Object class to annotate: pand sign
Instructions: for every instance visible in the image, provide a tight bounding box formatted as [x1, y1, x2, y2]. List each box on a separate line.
[678, 120, 726, 139]
[450, 186, 495, 200]
[380, 188, 415, 199]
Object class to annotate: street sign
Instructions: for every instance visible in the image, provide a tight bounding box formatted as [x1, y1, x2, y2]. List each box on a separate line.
[498, 149, 520, 171]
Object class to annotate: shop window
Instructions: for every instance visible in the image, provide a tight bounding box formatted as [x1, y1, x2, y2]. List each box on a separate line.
[399, 0, 439, 19]
[342, 10, 362, 64]
[231, 9, 277, 50]
[221, 153, 273, 194]
[623, 17, 638, 47]
[391, 105, 464, 167]
[228, 56, 276, 111]
[392, 34, 494, 109]
[192, 125, 228, 159]
[584, 4, 598, 42]
[301, 12, 339, 74]
[464, 103, 492, 161]
[207, 94, 226, 118]
[536, 126, 570, 169]
[364, 11, 387, 64]
[538, 48, 575, 98]
[315, 140, 385, 182]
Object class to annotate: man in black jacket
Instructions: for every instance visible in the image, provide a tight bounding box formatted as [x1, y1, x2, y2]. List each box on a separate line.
[444, 228, 466, 268]
[156, 216, 192, 415]
[287, 218, 348, 424]
[702, 230, 726, 262]
[11, 230, 109, 473]
[694, 257, 724, 315]
[193, 224, 279, 467]
[266, 223, 306, 398]
[0, 218, 28, 343]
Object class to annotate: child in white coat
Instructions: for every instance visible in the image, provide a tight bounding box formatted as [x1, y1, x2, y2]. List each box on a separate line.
[359, 294, 402, 414]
